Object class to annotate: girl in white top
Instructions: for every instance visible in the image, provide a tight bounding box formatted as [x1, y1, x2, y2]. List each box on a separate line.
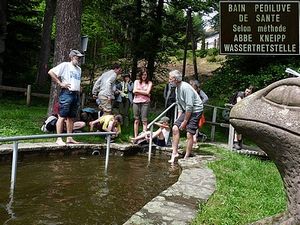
[131, 116, 170, 147]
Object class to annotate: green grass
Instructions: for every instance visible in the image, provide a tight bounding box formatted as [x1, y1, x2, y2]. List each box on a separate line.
[0, 98, 287, 224]
[0, 98, 47, 137]
[192, 145, 287, 225]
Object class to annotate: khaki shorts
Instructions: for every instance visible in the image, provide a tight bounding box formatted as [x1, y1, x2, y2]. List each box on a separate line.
[98, 96, 112, 113]
[133, 102, 149, 122]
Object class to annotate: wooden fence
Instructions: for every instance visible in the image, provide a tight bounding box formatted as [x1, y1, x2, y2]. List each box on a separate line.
[0, 85, 86, 108]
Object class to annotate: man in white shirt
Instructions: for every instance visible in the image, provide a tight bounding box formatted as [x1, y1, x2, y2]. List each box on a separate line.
[48, 49, 84, 145]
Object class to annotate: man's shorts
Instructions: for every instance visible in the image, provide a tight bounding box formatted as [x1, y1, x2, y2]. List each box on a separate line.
[133, 102, 149, 122]
[98, 95, 112, 113]
[59, 89, 80, 118]
[174, 111, 202, 135]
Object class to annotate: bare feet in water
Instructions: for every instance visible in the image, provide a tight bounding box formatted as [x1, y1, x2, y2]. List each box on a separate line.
[168, 153, 179, 163]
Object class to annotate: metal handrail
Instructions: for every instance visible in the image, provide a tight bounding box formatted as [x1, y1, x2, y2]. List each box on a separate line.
[146, 102, 177, 162]
[147, 102, 177, 129]
[0, 131, 116, 142]
[0, 131, 116, 194]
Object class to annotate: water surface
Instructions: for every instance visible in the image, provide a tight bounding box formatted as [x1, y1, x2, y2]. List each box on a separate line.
[0, 154, 180, 225]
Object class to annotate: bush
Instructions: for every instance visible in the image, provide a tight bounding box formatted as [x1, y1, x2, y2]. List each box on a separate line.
[196, 49, 207, 58]
[207, 48, 219, 56]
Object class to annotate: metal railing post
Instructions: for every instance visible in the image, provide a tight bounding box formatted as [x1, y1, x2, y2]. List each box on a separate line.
[174, 105, 178, 123]
[10, 141, 18, 193]
[148, 126, 154, 162]
[105, 135, 111, 174]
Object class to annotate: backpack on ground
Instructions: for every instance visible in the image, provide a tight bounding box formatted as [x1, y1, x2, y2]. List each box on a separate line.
[41, 116, 57, 132]
[80, 107, 99, 123]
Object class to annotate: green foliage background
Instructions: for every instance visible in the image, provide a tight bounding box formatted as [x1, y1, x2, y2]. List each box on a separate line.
[203, 55, 300, 104]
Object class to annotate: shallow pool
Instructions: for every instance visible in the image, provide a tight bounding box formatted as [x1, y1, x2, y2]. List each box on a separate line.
[0, 154, 180, 225]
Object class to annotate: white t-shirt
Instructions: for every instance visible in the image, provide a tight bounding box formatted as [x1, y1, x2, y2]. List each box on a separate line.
[162, 128, 170, 145]
[51, 62, 81, 91]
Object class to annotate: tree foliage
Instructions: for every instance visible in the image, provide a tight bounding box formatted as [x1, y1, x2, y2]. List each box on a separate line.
[203, 55, 300, 104]
[5, 0, 298, 109]
[4, 0, 43, 86]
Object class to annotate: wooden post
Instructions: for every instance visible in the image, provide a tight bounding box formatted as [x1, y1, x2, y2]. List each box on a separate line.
[81, 92, 85, 108]
[210, 107, 217, 141]
[26, 85, 31, 106]
[228, 124, 235, 150]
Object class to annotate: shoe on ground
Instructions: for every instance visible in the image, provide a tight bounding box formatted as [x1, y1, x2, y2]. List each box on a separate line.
[233, 142, 241, 150]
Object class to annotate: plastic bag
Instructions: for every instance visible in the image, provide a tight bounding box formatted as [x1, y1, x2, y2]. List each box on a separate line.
[198, 113, 206, 128]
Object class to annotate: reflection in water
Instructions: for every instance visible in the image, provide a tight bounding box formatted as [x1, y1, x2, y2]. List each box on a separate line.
[0, 154, 179, 225]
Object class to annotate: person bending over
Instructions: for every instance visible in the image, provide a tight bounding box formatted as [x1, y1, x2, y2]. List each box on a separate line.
[89, 114, 122, 139]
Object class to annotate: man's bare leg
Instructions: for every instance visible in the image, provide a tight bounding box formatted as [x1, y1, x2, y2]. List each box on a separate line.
[66, 117, 80, 144]
[168, 125, 180, 163]
[56, 116, 66, 145]
[184, 132, 193, 159]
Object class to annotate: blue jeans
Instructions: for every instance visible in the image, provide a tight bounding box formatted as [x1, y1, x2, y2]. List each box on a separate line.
[59, 89, 80, 118]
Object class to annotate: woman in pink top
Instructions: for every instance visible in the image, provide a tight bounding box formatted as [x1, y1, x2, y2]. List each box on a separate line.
[132, 68, 153, 137]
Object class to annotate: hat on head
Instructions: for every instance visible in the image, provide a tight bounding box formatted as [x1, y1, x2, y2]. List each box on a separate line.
[159, 116, 169, 123]
[69, 49, 84, 57]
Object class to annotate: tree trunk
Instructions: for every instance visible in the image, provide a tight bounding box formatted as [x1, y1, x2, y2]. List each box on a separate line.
[190, 13, 198, 80]
[0, 0, 7, 96]
[182, 8, 192, 79]
[35, 0, 56, 87]
[131, 0, 141, 81]
[146, 0, 164, 81]
[47, 0, 82, 116]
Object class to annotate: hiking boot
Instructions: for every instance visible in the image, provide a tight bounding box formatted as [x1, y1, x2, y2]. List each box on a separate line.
[233, 142, 241, 150]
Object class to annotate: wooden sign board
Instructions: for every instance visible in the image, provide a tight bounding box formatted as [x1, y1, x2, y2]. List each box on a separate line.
[220, 1, 299, 55]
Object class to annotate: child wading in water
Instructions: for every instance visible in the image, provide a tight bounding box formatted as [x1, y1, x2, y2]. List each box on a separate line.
[131, 116, 170, 147]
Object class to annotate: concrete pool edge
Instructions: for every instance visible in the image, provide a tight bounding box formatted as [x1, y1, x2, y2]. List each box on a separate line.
[123, 154, 216, 224]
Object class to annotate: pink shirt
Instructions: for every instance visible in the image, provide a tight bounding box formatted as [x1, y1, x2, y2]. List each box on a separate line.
[133, 80, 151, 103]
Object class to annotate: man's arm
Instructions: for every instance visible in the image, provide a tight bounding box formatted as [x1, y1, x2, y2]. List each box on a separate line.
[107, 74, 117, 99]
[92, 76, 102, 97]
[48, 69, 69, 89]
[199, 90, 209, 104]
[180, 111, 191, 130]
